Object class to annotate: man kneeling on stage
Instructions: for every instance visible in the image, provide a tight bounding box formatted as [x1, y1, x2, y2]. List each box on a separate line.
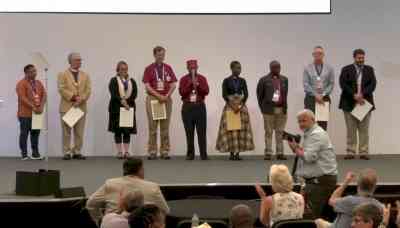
[288, 109, 338, 219]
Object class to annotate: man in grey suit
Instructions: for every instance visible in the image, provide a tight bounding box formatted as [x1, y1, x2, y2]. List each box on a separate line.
[256, 60, 289, 160]
[303, 46, 335, 130]
[86, 158, 169, 225]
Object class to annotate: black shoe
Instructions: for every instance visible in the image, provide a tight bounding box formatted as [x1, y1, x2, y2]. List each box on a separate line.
[234, 154, 242, 161]
[344, 154, 355, 160]
[72, 154, 86, 160]
[201, 156, 209, 160]
[31, 153, 43, 160]
[360, 155, 370, 160]
[148, 154, 157, 160]
[186, 156, 194, 160]
[161, 154, 170, 160]
[264, 154, 272, 160]
[276, 154, 287, 160]
[63, 154, 72, 160]
[229, 153, 235, 160]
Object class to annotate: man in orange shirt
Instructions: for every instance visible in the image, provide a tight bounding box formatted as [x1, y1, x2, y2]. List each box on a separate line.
[16, 64, 47, 160]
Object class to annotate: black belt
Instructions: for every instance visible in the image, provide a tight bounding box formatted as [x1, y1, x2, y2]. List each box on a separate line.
[304, 174, 337, 184]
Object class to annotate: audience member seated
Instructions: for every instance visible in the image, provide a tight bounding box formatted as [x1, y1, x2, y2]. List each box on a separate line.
[315, 169, 382, 228]
[100, 189, 144, 228]
[351, 203, 383, 228]
[255, 164, 304, 226]
[230, 204, 255, 228]
[128, 204, 165, 228]
[86, 158, 170, 225]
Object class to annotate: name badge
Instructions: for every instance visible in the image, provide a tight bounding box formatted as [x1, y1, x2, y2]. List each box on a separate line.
[272, 90, 280, 102]
[166, 75, 171, 82]
[156, 81, 165, 91]
[190, 91, 197, 102]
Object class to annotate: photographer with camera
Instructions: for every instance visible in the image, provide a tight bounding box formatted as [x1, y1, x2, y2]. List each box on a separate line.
[287, 109, 338, 220]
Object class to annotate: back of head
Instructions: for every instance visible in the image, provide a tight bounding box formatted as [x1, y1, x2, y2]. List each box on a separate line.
[230, 204, 254, 228]
[123, 158, 143, 176]
[357, 169, 377, 197]
[352, 203, 382, 228]
[120, 189, 144, 213]
[128, 204, 164, 228]
[269, 164, 293, 193]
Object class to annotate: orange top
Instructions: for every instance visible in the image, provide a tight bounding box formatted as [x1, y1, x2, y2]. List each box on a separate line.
[16, 78, 47, 117]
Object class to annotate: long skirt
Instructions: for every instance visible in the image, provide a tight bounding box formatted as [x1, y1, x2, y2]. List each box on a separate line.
[215, 104, 255, 153]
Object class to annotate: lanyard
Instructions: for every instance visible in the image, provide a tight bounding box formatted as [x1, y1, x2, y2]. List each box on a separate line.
[122, 78, 129, 91]
[154, 65, 165, 81]
[28, 79, 38, 96]
[272, 76, 281, 91]
[315, 64, 323, 77]
[355, 65, 363, 80]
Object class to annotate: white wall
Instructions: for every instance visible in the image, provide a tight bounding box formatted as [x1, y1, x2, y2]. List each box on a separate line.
[1, 0, 399, 157]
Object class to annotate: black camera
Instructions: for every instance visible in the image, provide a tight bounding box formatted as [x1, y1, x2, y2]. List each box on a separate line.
[282, 131, 301, 143]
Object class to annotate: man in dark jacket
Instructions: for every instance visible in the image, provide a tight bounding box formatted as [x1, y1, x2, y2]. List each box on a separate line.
[256, 60, 289, 160]
[339, 49, 377, 160]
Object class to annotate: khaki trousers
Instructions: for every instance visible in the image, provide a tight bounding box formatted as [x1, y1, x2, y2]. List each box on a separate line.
[262, 107, 287, 155]
[145, 95, 173, 155]
[343, 111, 371, 154]
[61, 113, 86, 154]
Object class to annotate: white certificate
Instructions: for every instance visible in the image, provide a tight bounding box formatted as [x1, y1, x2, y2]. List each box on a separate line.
[315, 101, 330, 122]
[62, 107, 84, 128]
[351, 101, 373, 121]
[32, 109, 45, 130]
[119, 107, 134, 127]
[151, 100, 167, 120]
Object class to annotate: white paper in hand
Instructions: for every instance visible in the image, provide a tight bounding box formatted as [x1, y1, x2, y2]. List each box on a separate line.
[62, 107, 84, 128]
[32, 109, 45, 130]
[119, 107, 134, 127]
[351, 101, 373, 121]
[315, 101, 330, 122]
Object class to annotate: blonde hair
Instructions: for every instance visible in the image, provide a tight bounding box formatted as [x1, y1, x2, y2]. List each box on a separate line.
[269, 164, 293, 193]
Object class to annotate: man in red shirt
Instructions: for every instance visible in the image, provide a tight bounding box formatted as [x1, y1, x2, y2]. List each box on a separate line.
[143, 46, 177, 160]
[179, 60, 209, 160]
[16, 64, 47, 160]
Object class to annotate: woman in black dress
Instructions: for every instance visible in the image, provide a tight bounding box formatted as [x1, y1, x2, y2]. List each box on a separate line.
[108, 61, 137, 159]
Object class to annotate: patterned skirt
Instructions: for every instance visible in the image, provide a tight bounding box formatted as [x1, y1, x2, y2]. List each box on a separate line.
[215, 105, 255, 153]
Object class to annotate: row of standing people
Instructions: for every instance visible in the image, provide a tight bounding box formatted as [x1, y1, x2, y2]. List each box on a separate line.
[16, 45, 376, 161]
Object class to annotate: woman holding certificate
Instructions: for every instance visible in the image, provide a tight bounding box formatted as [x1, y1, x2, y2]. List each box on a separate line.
[216, 61, 255, 160]
[108, 61, 138, 159]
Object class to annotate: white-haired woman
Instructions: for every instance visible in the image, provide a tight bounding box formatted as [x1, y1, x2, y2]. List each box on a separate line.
[255, 164, 304, 226]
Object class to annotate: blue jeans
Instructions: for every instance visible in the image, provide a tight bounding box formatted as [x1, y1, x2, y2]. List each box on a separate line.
[18, 117, 40, 157]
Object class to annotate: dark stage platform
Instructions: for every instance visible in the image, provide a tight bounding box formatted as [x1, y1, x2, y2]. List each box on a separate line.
[0, 155, 399, 197]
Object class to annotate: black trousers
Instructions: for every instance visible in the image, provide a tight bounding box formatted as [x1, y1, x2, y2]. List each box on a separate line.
[181, 102, 207, 159]
[304, 175, 337, 220]
[114, 128, 131, 144]
[304, 95, 330, 131]
[18, 117, 40, 157]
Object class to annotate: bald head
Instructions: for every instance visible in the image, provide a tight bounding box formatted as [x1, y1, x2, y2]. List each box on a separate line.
[296, 109, 316, 131]
[230, 204, 254, 228]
